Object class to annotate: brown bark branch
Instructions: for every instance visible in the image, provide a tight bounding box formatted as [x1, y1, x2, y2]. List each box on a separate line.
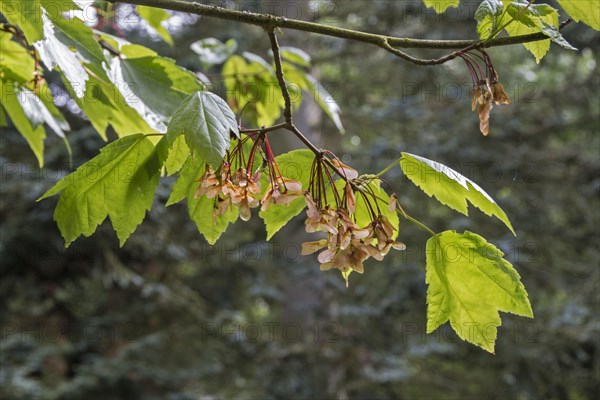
[107, 0, 571, 65]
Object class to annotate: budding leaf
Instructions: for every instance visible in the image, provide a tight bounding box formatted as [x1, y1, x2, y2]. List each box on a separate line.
[166, 91, 239, 165]
[557, 0, 600, 31]
[260, 149, 315, 240]
[37, 134, 161, 247]
[400, 152, 515, 235]
[426, 230, 533, 353]
[422, 0, 460, 13]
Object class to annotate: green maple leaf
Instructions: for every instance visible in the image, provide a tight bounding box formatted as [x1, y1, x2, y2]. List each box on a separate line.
[259, 149, 315, 240]
[167, 91, 239, 166]
[558, 0, 600, 31]
[400, 152, 515, 235]
[137, 5, 174, 45]
[38, 134, 160, 246]
[426, 230, 533, 353]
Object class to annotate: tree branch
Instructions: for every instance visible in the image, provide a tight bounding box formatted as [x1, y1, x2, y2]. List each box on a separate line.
[267, 30, 293, 125]
[266, 29, 354, 181]
[108, 0, 569, 59]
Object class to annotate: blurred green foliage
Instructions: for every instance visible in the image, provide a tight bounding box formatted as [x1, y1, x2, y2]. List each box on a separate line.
[1, 1, 598, 399]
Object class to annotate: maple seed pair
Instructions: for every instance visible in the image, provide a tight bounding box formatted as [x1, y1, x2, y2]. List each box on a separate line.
[461, 50, 511, 136]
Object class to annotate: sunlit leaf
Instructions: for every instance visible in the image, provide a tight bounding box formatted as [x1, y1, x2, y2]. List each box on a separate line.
[66, 73, 155, 140]
[504, 20, 550, 63]
[38, 134, 160, 247]
[475, 0, 504, 39]
[137, 5, 174, 45]
[222, 54, 285, 127]
[259, 149, 315, 240]
[281, 46, 311, 68]
[426, 230, 533, 353]
[422, 0, 460, 13]
[16, 85, 67, 138]
[304, 73, 344, 134]
[0, 80, 46, 166]
[166, 156, 238, 244]
[557, 0, 600, 31]
[107, 44, 204, 132]
[164, 134, 190, 176]
[0, 31, 36, 83]
[281, 60, 344, 134]
[191, 37, 237, 66]
[400, 152, 514, 234]
[33, 9, 89, 98]
[51, 13, 106, 67]
[503, 2, 576, 63]
[1, 0, 44, 43]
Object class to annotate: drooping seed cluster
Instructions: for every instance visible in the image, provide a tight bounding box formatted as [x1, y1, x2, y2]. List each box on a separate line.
[194, 136, 405, 286]
[300, 156, 405, 286]
[461, 50, 511, 136]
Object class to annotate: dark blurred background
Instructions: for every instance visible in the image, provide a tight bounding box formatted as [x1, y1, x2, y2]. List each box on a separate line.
[1, 1, 598, 399]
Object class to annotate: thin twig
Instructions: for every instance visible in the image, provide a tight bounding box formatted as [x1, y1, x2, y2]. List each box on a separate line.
[240, 122, 288, 134]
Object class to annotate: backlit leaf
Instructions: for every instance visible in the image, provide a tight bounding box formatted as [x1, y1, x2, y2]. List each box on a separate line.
[33, 9, 89, 97]
[503, 2, 576, 62]
[137, 5, 174, 45]
[557, 0, 600, 31]
[475, 0, 504, 39]
[107, 44, 203, 132]
[166, 156, 238, 244]
[1, 0, 44, 43]
[191, 37, 237, 66]
[38, 134, 160, 246]
[223, 53, 285, 127]
[0, 80, 46, 166]
[400, 152, 514, 234]
[422, 0, 460, 13]
[280, 46, 311, 68]
[426, 230, 533, 352]
[259, 149, 315, 240]
[51, 13, 106, 68]
[0, 31, 36, 83]
[164, 134, 190, 176]
[66, 73, 155, 140]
